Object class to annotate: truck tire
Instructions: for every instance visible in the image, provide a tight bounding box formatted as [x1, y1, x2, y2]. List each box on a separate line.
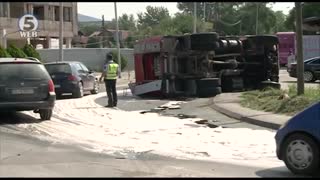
[198, 87, 222, 98]
[196, 78, 221, 89]
[190, 33, 219, 50]
[221, 76, 244, 92]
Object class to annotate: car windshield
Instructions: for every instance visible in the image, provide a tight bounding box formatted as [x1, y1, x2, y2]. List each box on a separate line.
[45, 64, 72, 74]
[0, 63, 50, 82]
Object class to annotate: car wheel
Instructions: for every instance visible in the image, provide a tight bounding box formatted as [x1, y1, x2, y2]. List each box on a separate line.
[304, 71, 315, 82]
[73, 82, 84, 98]
[282, 133, 319, 175]
[39, 109, 53, 120]
[90, 80, 99, 94]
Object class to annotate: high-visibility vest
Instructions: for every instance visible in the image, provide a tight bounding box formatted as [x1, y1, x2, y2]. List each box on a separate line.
[105, 63, 119, 80]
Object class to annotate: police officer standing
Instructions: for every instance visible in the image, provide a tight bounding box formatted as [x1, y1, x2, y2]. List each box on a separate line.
[99, 53, 121, 107]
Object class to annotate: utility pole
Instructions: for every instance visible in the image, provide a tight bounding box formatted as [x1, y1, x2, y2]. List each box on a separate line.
[114, 2, 121, 72]
[101, 15, 105, 48]
[193, 2, 197, 33]
[239, 20, 242, 35]
[255, 3, 259, 35]
[59, 2, 64, 62]
[295, 2, 304, 95]
[203, 2, 206, 22]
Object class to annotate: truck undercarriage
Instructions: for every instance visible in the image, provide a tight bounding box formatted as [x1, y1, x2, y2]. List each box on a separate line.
[130, 32, 280, 98]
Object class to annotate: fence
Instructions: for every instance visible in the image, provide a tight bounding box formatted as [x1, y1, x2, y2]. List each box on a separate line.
[37, 48, 134, 72]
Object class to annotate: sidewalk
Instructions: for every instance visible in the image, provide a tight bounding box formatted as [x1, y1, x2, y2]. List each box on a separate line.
[211, 93, 292, 130]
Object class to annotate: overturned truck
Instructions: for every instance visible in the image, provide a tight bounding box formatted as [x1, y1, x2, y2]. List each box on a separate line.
[129, 32, 280, 98]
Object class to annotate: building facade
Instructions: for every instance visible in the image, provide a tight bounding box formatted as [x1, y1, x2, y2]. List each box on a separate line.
[0, 2, 78, 49]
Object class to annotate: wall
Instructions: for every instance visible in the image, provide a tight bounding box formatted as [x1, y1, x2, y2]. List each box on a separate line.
[37, 48, 134, 72]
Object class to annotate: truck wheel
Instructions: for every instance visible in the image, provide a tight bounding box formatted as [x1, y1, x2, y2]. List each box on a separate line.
[221, 76, 244, 92]
[198, 87, 222, 98]
[196, 78, 221, 88]
[39, 109, 53, 120]
[190, 32, 219, 50]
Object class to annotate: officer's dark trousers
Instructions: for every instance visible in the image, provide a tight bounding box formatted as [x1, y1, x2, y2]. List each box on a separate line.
[104, 79, 117, 106]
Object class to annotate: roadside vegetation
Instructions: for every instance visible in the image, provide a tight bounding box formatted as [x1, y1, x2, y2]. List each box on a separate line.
[0, 44, 41, 61]
[240, 85, 320, 116]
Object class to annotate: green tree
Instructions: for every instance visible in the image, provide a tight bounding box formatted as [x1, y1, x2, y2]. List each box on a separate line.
[177, 2, 281, 35]
[272, 11, 289, 33]
[106, 14, 136, 31]
[78, 22, 100, 36]
[284, 3, 320, 33]
[137, 6, 170, 28]
[0, 46, 11, 58]
[177, 2, 242, 33]
[236, 3, 276, 35]
[7, 44, 27, 58]
[23, 44, 41, 61]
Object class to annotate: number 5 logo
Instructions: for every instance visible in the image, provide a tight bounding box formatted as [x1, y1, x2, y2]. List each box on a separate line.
[18, 14, 39, 32]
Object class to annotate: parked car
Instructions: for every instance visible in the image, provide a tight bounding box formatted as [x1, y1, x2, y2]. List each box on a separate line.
[44, 61, 99, 98]
[288, 57, 320, 82]
[0, 58, 56, 120]
[275, 101, 320, 175]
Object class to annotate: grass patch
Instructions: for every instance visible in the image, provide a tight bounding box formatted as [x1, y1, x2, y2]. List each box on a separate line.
[240, 85, 320, 116]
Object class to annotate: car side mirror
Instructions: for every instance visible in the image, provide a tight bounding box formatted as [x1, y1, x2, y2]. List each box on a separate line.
[88, 70, 94, 74]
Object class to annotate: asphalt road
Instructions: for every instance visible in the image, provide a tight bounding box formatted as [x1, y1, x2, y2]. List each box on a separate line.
[0, 70, 314, 177]
[0, 127, 301, 177]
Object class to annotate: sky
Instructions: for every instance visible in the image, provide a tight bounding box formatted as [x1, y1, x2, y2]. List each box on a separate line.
[77, 2, 295, 21]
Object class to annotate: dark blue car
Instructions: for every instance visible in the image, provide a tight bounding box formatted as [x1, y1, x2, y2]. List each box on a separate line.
[44, 62, 99, 98]
[275, 101, 320, 175]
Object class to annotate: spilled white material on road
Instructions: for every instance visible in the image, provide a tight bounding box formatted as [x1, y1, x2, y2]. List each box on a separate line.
[18, 93, 283, 168]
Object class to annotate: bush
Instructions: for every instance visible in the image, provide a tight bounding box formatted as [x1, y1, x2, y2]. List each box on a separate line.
[7, 44, 27, 58]
[240, 85, 320, 116]
[110, 50, 127, 71]
[23, 44, 41, 61]
[0, 46, 11, 58]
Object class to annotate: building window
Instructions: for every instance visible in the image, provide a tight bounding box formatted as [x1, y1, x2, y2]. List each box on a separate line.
[54, 6, 60, 21]
[63, 7, 71, 22]
[10, 3, 24, 18]
[0, 3, 9, 17]
[33, 6, 44, 20]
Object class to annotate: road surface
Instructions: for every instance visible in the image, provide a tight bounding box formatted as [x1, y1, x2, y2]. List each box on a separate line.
[0, 71, 313, 177]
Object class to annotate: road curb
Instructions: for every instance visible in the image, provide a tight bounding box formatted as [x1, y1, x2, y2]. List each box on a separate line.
[210, 98, 281, 130]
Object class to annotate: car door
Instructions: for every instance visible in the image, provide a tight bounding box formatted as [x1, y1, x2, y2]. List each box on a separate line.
[73, 63, 89, 90]
[79, 63, 95, 89]
[309, 58, 320, 79]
